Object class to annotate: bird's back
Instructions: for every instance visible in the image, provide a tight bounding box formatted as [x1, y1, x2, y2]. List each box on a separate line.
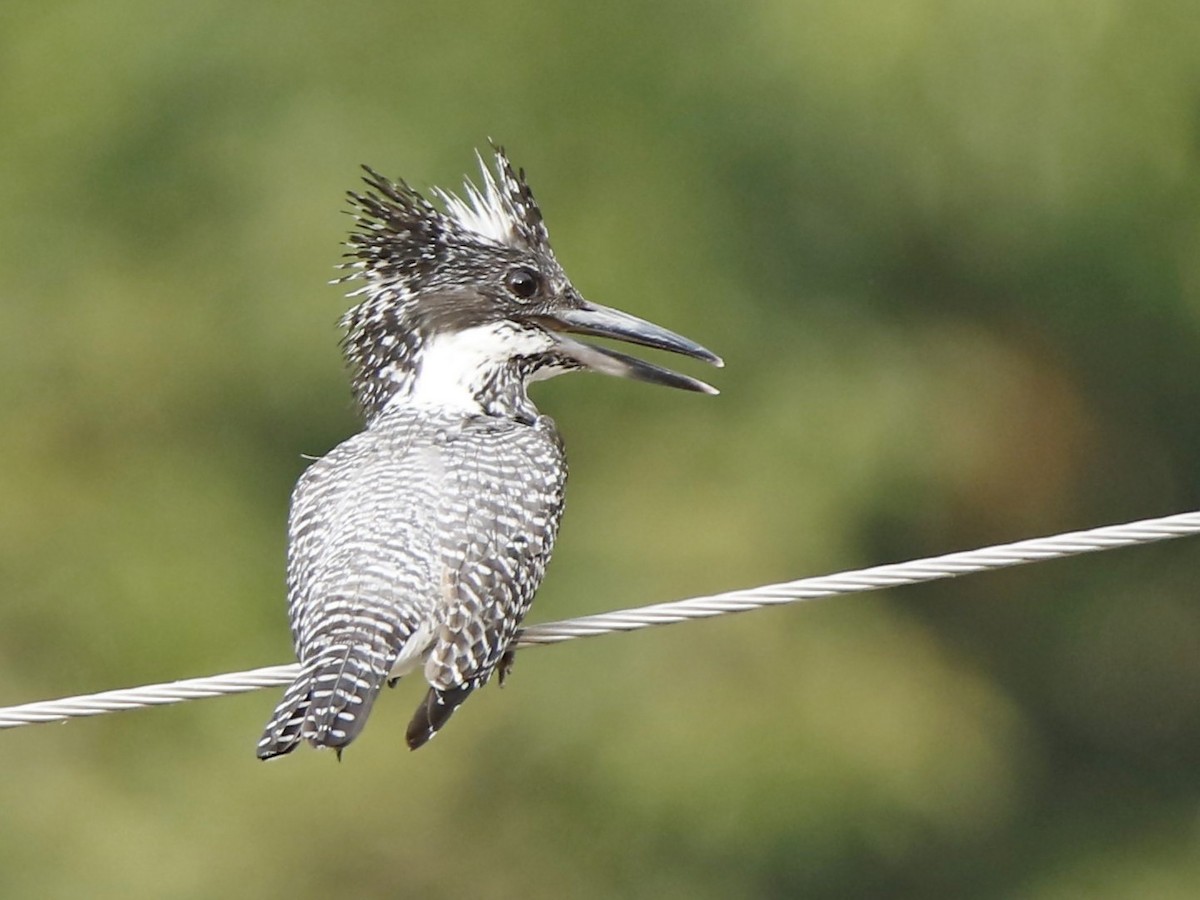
[257, 406, 566, 757]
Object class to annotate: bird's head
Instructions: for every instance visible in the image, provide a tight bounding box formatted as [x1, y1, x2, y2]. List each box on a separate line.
[339, 146, 721, 421]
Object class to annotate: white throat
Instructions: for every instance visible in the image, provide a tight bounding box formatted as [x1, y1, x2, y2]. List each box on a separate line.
[397, 323, 553, 415]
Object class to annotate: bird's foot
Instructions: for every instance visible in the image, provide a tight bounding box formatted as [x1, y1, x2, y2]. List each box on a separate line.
[497, 649, 516, 687]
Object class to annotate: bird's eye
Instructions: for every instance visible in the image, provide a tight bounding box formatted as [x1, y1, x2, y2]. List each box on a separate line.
[505, 267, 541, 301]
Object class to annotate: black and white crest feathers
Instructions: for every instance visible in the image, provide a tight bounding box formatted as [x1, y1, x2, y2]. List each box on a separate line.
[342, 145, 553, 288]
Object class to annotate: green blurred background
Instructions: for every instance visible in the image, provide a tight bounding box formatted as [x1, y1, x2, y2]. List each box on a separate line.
[2, 2, 1199, 897]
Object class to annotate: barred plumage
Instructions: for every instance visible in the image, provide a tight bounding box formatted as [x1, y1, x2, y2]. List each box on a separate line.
[258, 408, 564, 755]
[258, 146, 720, 759]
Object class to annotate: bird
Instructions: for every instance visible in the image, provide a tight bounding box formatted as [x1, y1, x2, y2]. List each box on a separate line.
[256, 146, 721, 759]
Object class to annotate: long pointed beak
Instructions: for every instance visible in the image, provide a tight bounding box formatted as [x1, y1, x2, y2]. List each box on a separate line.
[537, 300, 723, 394]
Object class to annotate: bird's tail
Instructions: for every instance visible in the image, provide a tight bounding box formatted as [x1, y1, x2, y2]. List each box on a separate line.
[256, 667, 314, 759]
[405, 684, 475, 750]
[257, 639, 392, 760]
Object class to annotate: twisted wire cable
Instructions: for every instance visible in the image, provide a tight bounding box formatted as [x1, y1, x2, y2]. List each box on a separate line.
[2, 509, 1198, 730]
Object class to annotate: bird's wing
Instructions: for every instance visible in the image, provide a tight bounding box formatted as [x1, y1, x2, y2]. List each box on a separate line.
[407, 418, 566, 747]
[275, 418, 445, 749]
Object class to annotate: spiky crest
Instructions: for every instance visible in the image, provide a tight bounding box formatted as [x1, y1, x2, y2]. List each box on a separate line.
[341, 145, 551, 292]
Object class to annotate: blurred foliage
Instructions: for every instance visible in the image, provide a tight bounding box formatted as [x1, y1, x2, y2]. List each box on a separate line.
[2, 1, 1199, 897]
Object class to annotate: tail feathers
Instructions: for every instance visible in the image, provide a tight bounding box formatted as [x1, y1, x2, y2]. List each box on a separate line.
[256, 644, 391, 760]
[405, 684, 474, 750]
[256, 669, 314, 760]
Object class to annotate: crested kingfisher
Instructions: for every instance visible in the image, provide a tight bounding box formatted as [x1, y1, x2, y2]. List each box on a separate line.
[257, 147, 721, 759]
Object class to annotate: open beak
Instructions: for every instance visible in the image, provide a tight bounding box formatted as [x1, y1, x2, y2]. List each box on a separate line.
[536, 300, 723, 394]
